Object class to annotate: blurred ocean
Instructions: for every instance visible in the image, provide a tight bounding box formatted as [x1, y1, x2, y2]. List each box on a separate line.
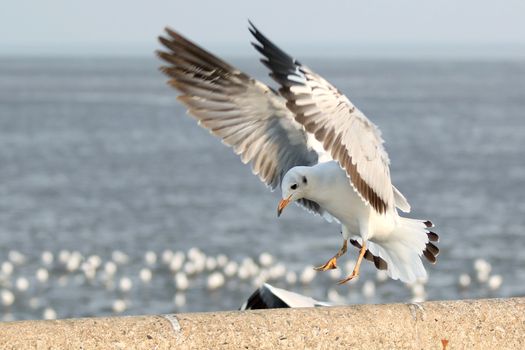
[0, 57, 524, 320]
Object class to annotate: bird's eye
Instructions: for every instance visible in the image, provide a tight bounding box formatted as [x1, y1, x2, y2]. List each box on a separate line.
[290, 184, 298, 190]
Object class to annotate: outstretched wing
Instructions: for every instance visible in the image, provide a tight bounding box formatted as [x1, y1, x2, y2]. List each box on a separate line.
[158, 28, 335, 220]
[250, 23, 395, 214]
[158, 28, 318, 190]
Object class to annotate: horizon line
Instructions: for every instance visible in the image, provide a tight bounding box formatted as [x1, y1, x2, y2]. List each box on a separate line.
[2, 42, 525, 60]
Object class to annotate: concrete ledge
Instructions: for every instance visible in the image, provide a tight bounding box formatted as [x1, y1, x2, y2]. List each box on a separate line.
[0, 298, 523, 349]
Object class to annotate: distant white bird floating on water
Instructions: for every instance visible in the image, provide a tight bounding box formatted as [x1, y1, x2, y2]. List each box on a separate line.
[157, 22, 439, 284]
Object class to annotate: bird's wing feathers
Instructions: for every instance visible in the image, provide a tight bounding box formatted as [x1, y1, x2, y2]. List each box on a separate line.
[158, 28, 334, 220]
[240, 283, 331, 310]
[158, 28, 318, 190]
[249, 23, 395, 214]
[393, 185, 411, 213]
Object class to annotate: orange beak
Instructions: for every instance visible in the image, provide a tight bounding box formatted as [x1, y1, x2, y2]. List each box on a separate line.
[277, 195, 292, 217]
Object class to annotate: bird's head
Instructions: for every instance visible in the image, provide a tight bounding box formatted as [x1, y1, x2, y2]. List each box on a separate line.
[277, 167, 310, 217]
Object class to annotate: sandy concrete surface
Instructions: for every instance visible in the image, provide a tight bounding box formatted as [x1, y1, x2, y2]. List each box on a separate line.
[0, 297, 523, 349]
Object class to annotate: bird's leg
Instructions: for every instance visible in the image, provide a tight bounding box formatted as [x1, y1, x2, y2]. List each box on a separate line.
[314, 240, 348, 271]
[337, 240, 367, 284]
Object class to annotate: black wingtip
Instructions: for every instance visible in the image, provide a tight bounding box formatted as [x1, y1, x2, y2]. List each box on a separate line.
[247, 21, 273, 50]
[247, 19, 259, 34]
[240, 284, 289, 310]
[247, 23, 297, 78]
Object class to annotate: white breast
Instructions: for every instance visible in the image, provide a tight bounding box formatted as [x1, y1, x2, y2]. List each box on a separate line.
[306, 161, 397, 238]
[305, 162, 366, 232]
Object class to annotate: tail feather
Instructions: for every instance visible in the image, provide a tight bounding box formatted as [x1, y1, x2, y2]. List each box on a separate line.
[427, 231, 439, 242]
[367, 217, 438, 284]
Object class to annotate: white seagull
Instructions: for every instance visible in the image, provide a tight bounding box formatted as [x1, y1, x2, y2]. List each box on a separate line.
[240, 283, 331, 310]
[157, 22, 439, 284]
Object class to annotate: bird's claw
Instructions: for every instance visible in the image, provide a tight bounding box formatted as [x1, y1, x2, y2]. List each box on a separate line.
[337, 272, 359, 285]
[314, 257, 338, 271]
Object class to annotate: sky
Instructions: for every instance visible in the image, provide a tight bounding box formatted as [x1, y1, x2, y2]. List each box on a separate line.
[1, 0, 525, 58]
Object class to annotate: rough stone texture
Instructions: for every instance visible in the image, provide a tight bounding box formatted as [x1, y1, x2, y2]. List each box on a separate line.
[0, 298, 523, 349]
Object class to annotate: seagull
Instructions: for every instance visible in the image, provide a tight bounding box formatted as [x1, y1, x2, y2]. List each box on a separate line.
[240, 283, 331, 310]
[157, 22, 439, 284]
